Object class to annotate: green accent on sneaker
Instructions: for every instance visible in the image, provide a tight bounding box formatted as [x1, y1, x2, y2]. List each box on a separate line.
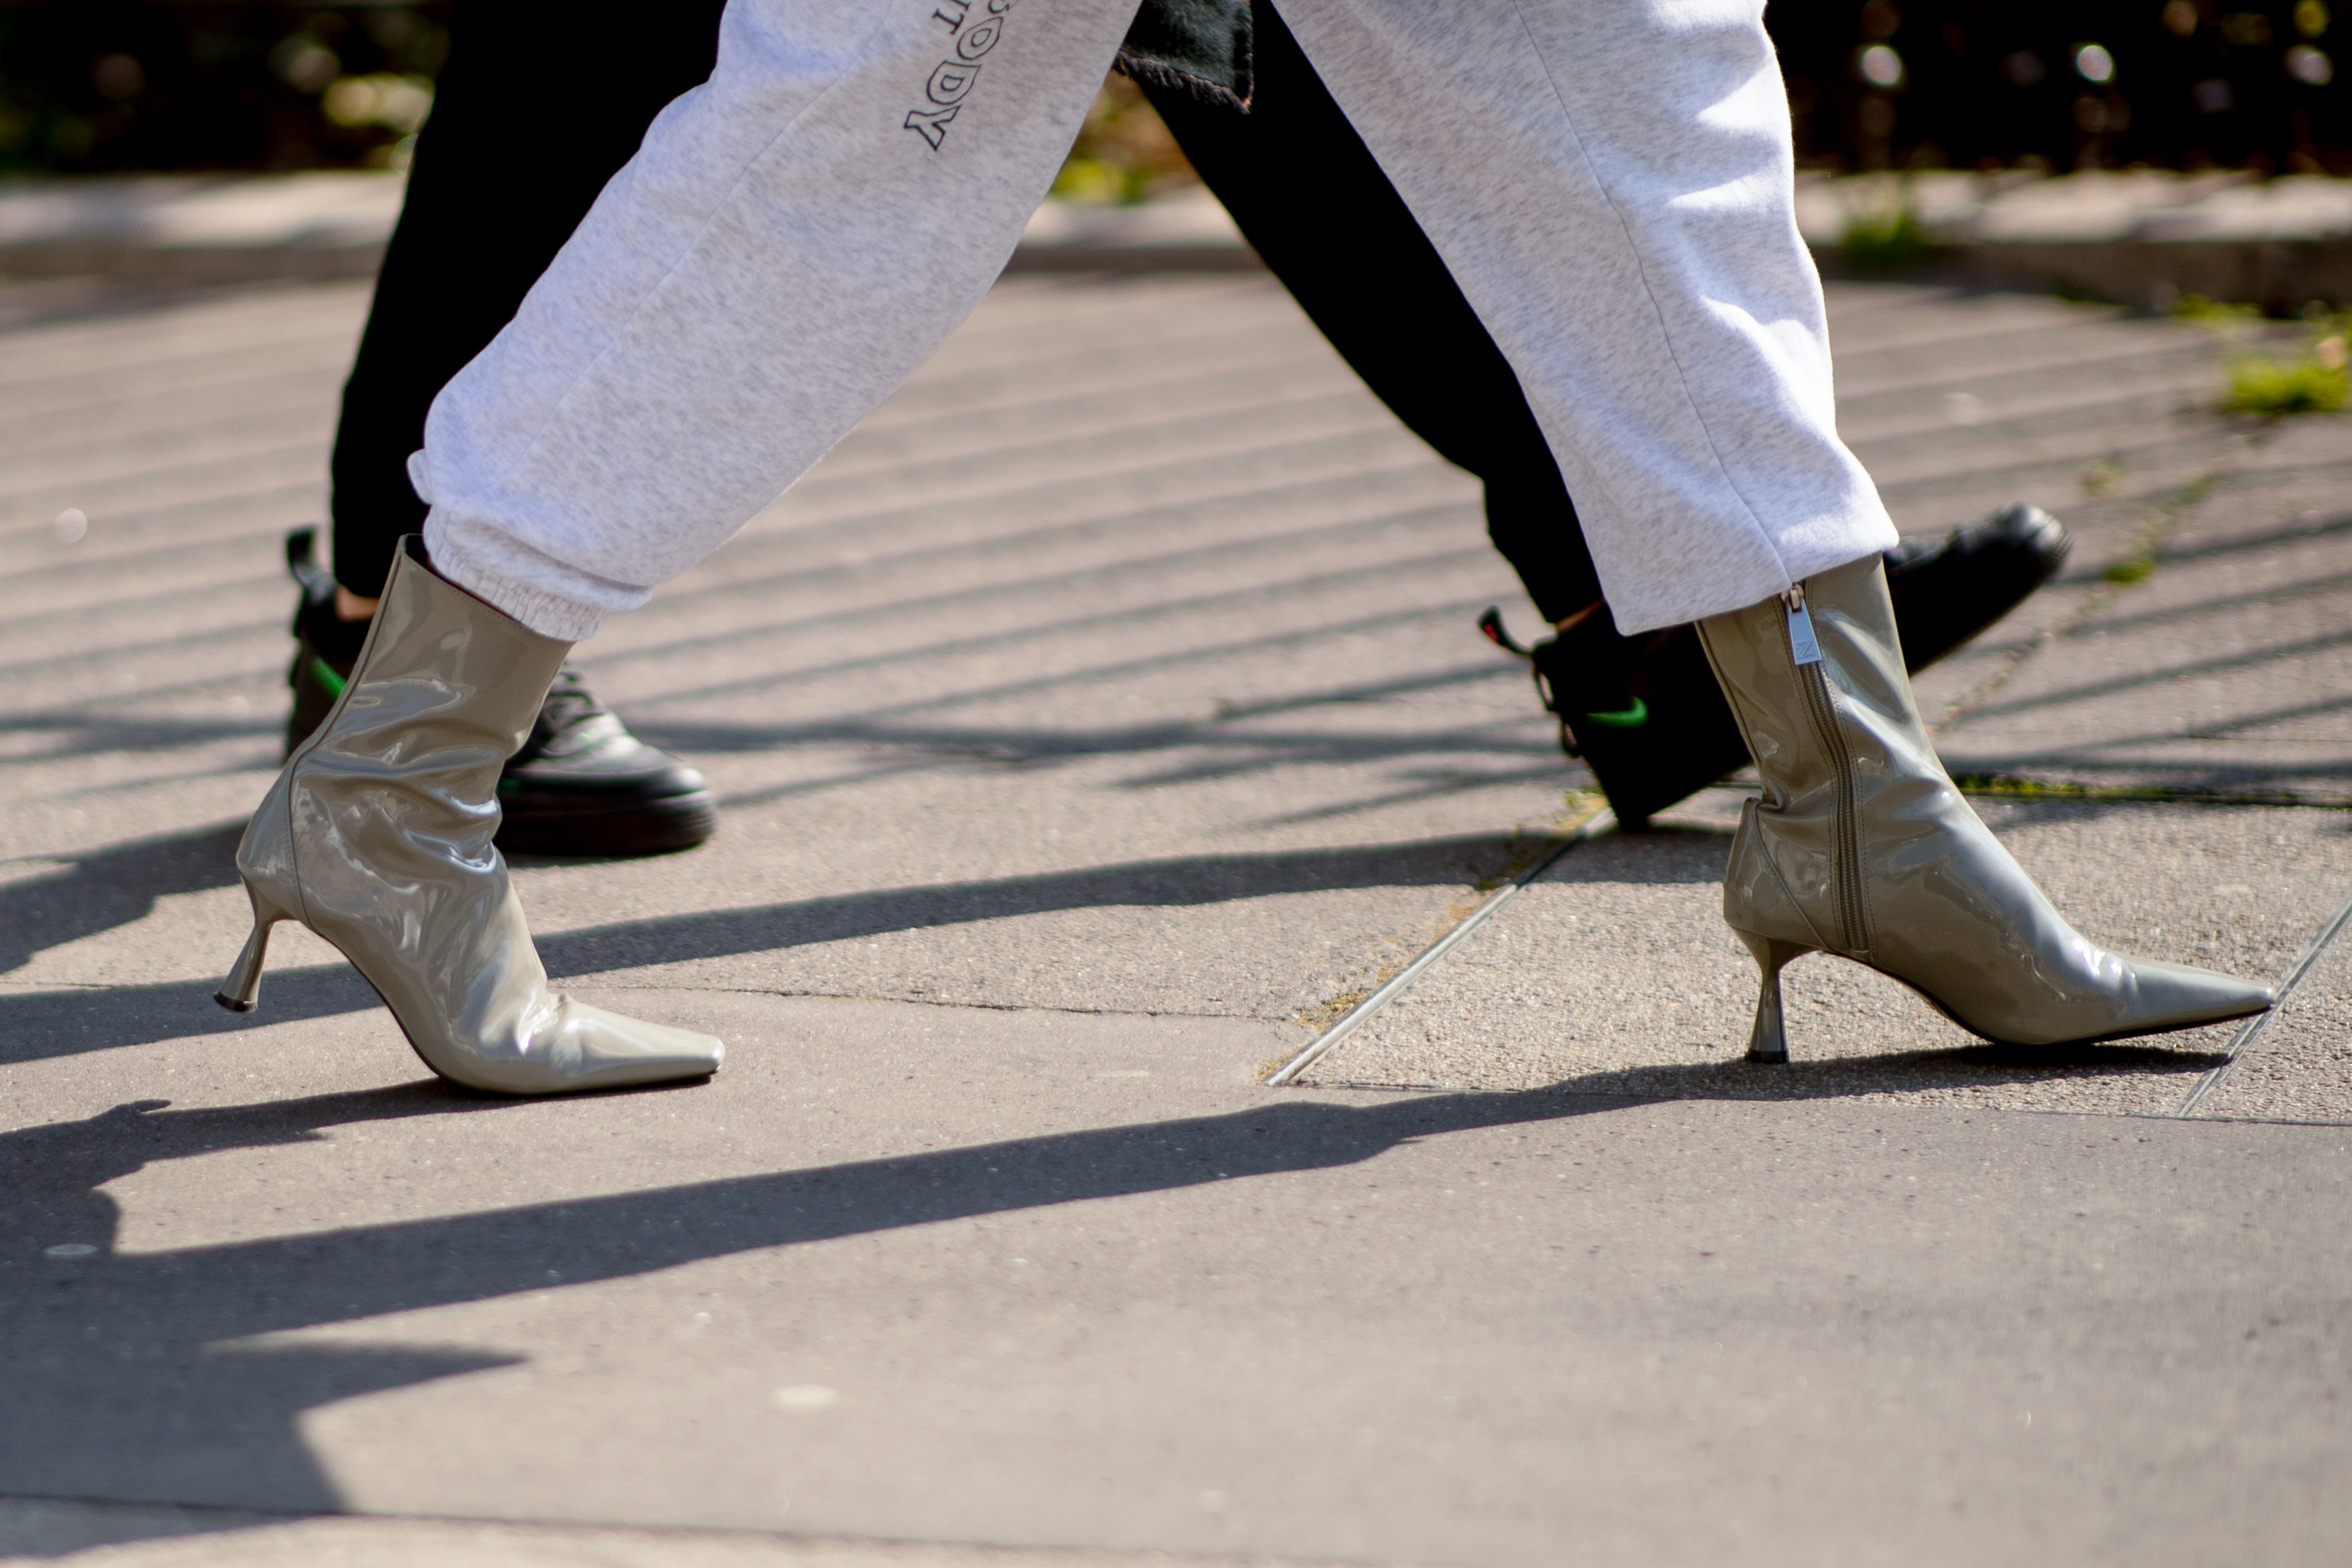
[1583, 697, 1649, 729]
[308, 655, 348, 700]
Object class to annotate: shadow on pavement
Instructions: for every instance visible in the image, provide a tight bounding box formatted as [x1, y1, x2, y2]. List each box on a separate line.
[0, 832, 1591, 1064]
[0, 1048, 2180, 1531]
[1952, 625, 2352, 726]
[1309, 1040, 2223, 1098]
[0, 822, 248, 976]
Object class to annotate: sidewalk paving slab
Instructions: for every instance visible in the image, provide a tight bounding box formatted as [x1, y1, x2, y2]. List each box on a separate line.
[1932, 416, 2352, 799]
[1296, 794, 2352, 1125]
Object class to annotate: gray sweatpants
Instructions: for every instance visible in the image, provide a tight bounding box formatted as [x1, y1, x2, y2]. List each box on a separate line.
[414, 0, 1897, 640]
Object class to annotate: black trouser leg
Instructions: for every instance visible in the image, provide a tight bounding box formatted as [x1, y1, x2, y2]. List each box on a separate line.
[1141, 4, 1605, 624]
[327, 0, 726, 598]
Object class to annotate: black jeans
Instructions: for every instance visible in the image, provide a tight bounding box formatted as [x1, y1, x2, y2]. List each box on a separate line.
[328, 0, 1605, 624]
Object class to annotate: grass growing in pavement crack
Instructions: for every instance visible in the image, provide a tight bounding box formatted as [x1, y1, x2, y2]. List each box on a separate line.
[2221, 315, 2349, 416]
[2173, 295, 2350, 417]
[1283, 892, 1484, 1040]
[1951, 774, 2343, 808]
[2225, 355, 2348, 416]
[2101, 470, 2216, 584]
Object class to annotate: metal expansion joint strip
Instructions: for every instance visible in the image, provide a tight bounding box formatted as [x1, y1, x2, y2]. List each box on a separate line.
[2172, 881, 2352, 1119]
[1262, 809, 1619, 1088]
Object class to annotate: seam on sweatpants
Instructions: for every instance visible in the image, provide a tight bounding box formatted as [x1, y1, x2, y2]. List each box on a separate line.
[451, 0, 908, 523]
[1500, 0, 1794, 586]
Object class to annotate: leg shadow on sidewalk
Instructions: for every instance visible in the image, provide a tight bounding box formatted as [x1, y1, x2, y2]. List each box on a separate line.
[0, 822, 247, 977]
[1307, 1042, 2227, 1103]
[0, 1051, 2194, 1524]
[0, 831, 1625, 1064]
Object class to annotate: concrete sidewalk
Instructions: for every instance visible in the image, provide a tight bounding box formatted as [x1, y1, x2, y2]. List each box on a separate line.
[0, 270, 2348, 1567]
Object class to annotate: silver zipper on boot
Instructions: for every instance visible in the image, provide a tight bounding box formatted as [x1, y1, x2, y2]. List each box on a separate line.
[1785, 585, 1867, 954]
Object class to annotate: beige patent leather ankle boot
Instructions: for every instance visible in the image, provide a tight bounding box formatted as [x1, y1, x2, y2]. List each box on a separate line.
[1694, 555, 2271, 1062]
[218, 537, 723, 1094]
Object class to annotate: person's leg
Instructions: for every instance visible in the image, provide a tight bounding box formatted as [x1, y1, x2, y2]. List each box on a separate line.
[1142, 10, 1598, 623]
[294, 0, 733, 855]
[1146, 1, 2067, 824]
[329, 0, 728, 601]
[232, 0, 1145, 1089]
[416, 0, 1145, 640]
[1252, 0, 2266, 1051]
[1270, 0, 1894, 635]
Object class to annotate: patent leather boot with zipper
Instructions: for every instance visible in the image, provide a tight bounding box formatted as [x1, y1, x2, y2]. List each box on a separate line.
[220, 537, 725, 1095]
[1694, 555, 2271, 1062]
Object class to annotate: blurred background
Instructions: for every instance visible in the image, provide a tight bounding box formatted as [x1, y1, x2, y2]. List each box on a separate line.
[1776, 0, 2350, 174]
[0, 2, 2342, 182]
[0, 2, 450, 174]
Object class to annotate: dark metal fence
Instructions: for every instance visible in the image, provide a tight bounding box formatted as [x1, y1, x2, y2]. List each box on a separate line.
[0, 2, 2342, 176]
[1775, 0, 2350, 172]
[0, 3, 450, 172]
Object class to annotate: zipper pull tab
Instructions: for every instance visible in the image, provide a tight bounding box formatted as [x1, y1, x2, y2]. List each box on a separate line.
[1783, 585, 1821, 666]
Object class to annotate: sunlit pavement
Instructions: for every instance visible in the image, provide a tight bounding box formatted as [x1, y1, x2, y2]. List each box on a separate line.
[1, 269, 2348, 1566]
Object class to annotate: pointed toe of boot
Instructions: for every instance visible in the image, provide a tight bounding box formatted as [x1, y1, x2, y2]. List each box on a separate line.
[541, 998, 726, 1092]
[1963, 952, 2274, 1048]
[2105, 958, 2273, 1044]
[444, 998, 725, 1096]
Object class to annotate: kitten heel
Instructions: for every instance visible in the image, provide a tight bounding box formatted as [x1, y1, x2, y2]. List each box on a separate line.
[214, 886, 293, 1013]
[1734, 929, 1813, 1064]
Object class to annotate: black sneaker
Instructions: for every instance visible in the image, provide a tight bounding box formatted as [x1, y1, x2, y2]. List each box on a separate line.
[281, 528, 719, 856]
[1879, 501, 2072, 669]
[1483, 503, 2072, 828]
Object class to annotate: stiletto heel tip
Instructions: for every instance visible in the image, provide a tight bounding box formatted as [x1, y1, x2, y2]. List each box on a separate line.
[214, 990, 257, 1014]
[1746, 1044, 1788, 1064]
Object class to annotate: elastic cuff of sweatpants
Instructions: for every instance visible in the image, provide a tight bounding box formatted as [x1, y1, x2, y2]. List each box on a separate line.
[420, 516, 612, 643]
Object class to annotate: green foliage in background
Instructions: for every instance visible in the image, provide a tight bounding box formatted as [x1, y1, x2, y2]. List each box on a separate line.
[1052, 73, 1197, 206]
[2224, 352, 2350, 413]
[1841, 189, 1929, 268]
[0, 4, 448, 173]
[2195, 303, 2352, 413]
[4, 2, 2352, 183]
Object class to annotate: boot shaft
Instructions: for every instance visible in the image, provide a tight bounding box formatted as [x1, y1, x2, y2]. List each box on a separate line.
[237, 536, 568, 945]
[1698, 555, 2019, 963]
[300, 536, 572, 801]
[1696, 555, 1950, 956]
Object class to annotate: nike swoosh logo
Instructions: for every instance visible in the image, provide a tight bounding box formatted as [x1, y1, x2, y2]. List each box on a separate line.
[1583, 697, 1649, 729]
